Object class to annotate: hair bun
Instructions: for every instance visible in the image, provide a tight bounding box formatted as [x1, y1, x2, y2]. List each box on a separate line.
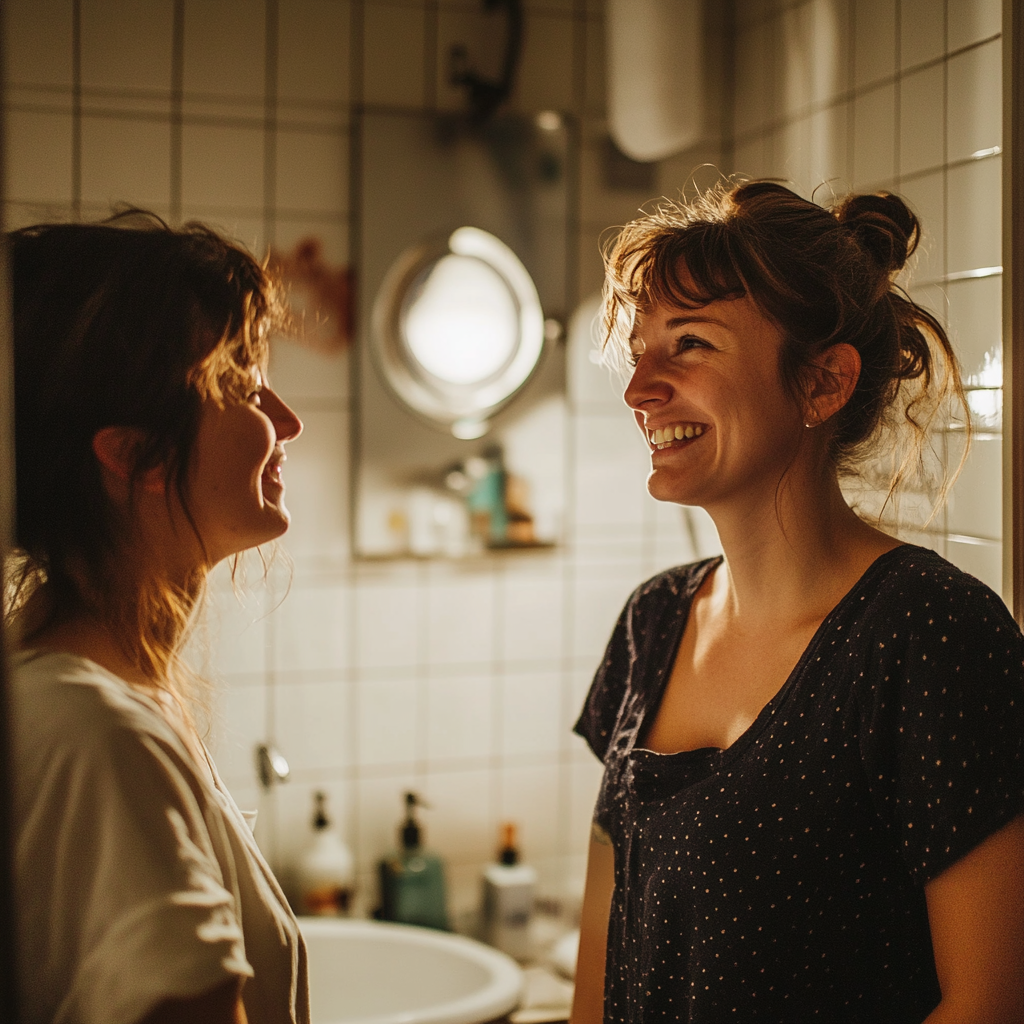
[836, 192, 919, 276]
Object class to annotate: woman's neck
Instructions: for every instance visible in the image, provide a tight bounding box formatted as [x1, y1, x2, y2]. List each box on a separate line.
[703, 469, 901, 630]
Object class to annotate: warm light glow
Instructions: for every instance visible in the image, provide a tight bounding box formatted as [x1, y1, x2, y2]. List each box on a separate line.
[402, 254, 518, 384]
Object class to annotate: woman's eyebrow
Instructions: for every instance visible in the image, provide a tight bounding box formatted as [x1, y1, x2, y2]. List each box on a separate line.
[665, 314, 727, 329]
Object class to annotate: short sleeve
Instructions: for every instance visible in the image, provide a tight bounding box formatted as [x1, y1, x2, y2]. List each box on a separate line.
[16, 687, 253, 1024]
[573, 593, 637, 761]
[857, 575, 1024, 883]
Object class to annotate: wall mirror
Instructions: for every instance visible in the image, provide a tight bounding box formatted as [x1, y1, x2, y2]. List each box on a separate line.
[353, 109, 575, 559]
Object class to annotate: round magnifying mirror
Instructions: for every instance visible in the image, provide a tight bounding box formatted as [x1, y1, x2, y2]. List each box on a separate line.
[372, 227, 545, 437]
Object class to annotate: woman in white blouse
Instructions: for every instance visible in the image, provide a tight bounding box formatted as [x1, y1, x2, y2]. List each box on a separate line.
[6, 212, 307, 1024]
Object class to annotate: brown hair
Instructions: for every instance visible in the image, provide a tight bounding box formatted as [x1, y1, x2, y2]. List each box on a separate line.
[602, 179, 968, 512]
[5, 210, 285, 709]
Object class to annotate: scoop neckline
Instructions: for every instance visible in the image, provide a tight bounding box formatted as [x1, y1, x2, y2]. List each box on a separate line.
[631, 542, 919, 764]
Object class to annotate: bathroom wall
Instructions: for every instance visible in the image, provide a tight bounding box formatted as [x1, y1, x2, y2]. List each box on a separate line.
[2, 0, 715, 920]
[2, 0, 1007, 922]
[725, 0, 1005, 590]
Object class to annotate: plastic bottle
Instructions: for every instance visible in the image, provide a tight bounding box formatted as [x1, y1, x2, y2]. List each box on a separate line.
[295, 791, 355, 916]
[378, 792, 449, 930]
[482, 822, 536, 960]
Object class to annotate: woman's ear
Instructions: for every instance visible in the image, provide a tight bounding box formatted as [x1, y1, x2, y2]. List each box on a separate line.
[91, 427, 166, 494]
[802, 343, 861, 427]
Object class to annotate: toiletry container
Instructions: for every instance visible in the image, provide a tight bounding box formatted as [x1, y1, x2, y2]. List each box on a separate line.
[296, 791, 355, 916]
[378, 792, 449, 930]
[482, 822, 536, 960]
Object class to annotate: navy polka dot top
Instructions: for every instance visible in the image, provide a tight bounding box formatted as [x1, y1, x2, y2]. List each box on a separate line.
[574, 545, 1024, 1023]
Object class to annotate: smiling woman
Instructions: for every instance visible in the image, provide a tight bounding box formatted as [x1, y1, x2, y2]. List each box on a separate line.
[570, 181, 1024, 1024]
[4, 212, 308, 1024]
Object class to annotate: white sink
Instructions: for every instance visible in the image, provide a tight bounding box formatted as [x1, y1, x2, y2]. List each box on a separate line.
[299, 918, 524, 1024]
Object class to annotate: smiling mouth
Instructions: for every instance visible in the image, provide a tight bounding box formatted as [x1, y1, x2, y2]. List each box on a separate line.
[647, 423, 706, 449]
[262, 452, 286, 492]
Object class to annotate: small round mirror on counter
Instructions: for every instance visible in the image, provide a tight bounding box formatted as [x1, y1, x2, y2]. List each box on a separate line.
[371, 226, 546, 439]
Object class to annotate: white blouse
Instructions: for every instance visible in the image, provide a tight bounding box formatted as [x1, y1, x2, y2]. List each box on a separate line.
[10, 650, 309, 1024]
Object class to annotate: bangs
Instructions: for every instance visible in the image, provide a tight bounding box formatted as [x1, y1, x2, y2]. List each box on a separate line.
[632, 224, 747, 315]
[601, 213, 749, 374]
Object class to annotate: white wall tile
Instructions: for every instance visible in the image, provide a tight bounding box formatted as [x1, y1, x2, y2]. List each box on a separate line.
[899, 63, 944, 177]
[571, 573, 637, 660]
[3, 0, 74, 88]
[498, 763, 561, 858]
[852, 82, 895, 188]
[947, 0, 1001, 51]
[584, 14, 606, 116]
[81, 0, 174, 92]
[270, 336, 351, 405]
[182, 122, 264, 210]
[423, 767, 494, 864]
[513, 12, 575, 114]
[357, 675, 419, 767]
[946, 155, 1001, 275]
[947, 433, 1001, 540]
[426, 575, 496, 665]
[204, 580, 271, 677]
[276, 128, 349, 214]
[278, 0, 350, 106]
[899, 169, 945, 283]
[81, 116, 172, 209]
[734, 23, 773, 136]
[183, 0, 265, 99]
[807, 102, 849, 188]
[364, 1, 426, 108]
[276, 406, 350, 562]
[5, 110, 74, 204]
[273, 678, 353, 773]
[853, 0, 896, 87]
[501, 574, 564, 663]
[945, 535, 1003, 596]
[357, 773, 419, 871]
[946, 38, 1002, 164]
[501, 670, 563, 757]
[579, 140, 657, 233]
[207, 680, 268, 787]
[811, 0, 852, 105]
[426, 673, 494, 763]
[733, 134, 769, 180]
[353, 578, 421, 670]
[573, 412, 649, 529]
[778, 115, 812, 194]
[780, 3, 815, 116]
[272, 584, 351, 672]
[899, 0, 946, 70]
[945, 274, 1001, 383]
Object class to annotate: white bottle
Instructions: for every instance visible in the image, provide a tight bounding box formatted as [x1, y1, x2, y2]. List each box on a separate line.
[482, 823, 537, 960]
[296, 791, 355, 916]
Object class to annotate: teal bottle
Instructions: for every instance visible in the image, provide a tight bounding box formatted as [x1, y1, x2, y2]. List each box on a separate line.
[378, 792, 449, 930]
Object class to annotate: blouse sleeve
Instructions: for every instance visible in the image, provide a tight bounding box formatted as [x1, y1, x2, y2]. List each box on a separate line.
[573, 589, 638, 762]
[21, 706, 253, 1024]
[856, 574, 1024, 884]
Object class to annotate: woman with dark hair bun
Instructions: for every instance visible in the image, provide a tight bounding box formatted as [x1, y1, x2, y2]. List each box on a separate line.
[5, 212, 307, 1024]
[570, 181, 1024, 1023]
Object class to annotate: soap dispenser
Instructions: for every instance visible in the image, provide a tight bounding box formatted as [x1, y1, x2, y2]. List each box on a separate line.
[482, 822, 536, 960]
[378, 792, 449, 930]
[295, 791, 355, 916]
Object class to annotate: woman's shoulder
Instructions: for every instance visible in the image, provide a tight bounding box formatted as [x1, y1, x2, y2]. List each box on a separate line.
[857, 544, 1018, 634]
[10, 649, 184, 758]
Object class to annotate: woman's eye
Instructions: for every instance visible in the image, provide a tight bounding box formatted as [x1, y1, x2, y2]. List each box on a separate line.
[676, 334, 708, 353]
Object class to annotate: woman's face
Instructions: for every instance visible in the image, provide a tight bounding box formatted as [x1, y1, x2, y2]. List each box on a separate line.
[186, 370, 303, 565]
[623, 287, 806, 511]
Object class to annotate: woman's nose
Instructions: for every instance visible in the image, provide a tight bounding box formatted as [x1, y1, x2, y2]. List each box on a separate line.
[623, 354, 670, 411]
[262, 386, 303, 442]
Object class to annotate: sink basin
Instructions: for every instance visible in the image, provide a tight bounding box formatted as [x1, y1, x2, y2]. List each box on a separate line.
[299, 918, 524, 1024]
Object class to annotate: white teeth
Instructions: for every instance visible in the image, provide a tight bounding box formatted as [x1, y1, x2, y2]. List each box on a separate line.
[649, 423, 705, 445]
